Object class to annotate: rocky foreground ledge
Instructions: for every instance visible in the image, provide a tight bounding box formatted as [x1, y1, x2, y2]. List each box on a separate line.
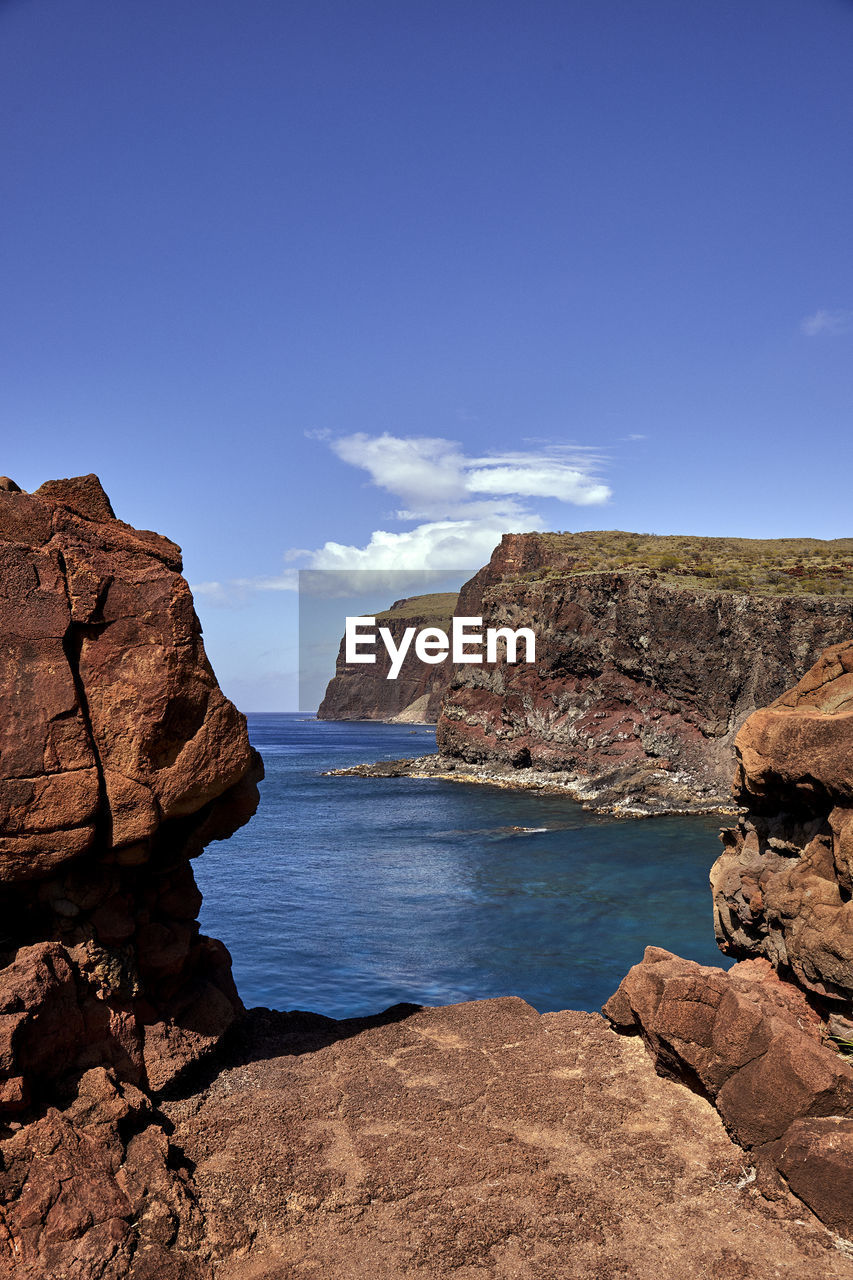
[3, 480, 853, 1278]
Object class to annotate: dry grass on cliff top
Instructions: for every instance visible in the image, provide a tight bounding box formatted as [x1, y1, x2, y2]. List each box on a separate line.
[529, 531, 853, 597]
[375, 591, 459, 621]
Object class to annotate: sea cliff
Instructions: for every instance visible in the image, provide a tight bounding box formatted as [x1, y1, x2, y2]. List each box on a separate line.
[328, 531, 853, 813]
[317, 591, 458, 723]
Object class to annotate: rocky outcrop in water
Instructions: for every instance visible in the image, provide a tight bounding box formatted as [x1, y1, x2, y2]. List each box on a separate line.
[0, 475, 261, 1277]
[317, 591, 458, 723]
[606, 641, 853, 1236]
[436, 534, 853, 812]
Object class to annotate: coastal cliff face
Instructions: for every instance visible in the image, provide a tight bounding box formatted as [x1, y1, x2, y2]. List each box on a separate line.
[4, 489, 853, 1277]
[606, 642, 853, 1236]
[317, 591, 458, 723]
[0, 475, 262, 1278]
[437, 533, 853, 811]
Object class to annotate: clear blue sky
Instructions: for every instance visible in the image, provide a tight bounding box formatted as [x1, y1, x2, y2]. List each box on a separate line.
[2, 0, 852, 708]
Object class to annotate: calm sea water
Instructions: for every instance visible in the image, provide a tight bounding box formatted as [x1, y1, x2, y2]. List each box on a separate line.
[195, 713, 731, 1018]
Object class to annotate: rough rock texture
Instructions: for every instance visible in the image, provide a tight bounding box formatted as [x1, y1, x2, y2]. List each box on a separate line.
[157, 998, 853, 1279]
[317, 592, 458, 723]
[0, 1067, 210, 1279]
[606, 645, 853, 1236]
[712, 641, 853, 1000]
[606, 948, 853, 1204]
[5, 488, 853, 1276]
[436, 534, 853, 812]
[0, 475, 262, 1276]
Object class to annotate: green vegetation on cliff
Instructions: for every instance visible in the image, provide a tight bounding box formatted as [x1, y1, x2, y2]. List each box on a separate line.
[523, 532, 853, 597]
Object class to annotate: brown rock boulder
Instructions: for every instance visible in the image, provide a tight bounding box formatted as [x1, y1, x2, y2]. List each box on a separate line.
[732, 641, 853, 808]
[0, 474, 257, 880]
[605, 947, 853, 1231]
[0, 1066, 210, 1278]
[769, 1116, 853, 1237]
[713, 640, 853, 1002]
[0, 476, 263, 1113]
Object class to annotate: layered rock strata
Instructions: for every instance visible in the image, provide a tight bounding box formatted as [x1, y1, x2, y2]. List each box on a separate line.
[317, 592, 458, 723]
[606, 642, 853, 1235]
[0, 475, 262, 1277]
[437, 534, 853, 811]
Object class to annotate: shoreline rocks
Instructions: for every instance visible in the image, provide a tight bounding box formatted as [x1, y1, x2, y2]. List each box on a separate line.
[325, 752, 740, 816]
[4, 487, 853, 1276]
[605, 642, 853, 1236]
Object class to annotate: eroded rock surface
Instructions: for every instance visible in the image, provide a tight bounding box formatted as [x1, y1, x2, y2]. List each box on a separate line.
[161, 998, 853, 1280]
[5, 487, 853, 1276]
[607, 644, 853, 1236]
[0, 475, 261, 1277]
[712, 641, 853, 1000]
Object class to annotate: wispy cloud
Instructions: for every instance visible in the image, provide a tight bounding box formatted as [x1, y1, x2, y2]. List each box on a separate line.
[191, 570, 298, 606]
[193, 431, 612, 605]
[800, 308, 852, 337]
[329, 433, 611, 518]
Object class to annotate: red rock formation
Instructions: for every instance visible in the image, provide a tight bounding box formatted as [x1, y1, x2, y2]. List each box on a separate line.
[712, 641, 853, 1000]
[437, 533, 853, 811]
[5, 489, 853, 1275]
[0, 475, 262, 1277]
[606, 642, 853, 1235]
[0, 472, 262, 1218]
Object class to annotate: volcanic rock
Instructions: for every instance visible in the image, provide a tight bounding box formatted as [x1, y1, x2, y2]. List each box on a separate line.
[437, 534, 853, 812]
[712, 641, 853, 1001]
[606, 644, 853, 1235]
[0, 474, 262, 1111]
[157, 997, 853, 1279]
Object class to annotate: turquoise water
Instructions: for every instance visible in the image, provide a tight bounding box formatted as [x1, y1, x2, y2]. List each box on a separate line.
[195, 713, 731, 1018]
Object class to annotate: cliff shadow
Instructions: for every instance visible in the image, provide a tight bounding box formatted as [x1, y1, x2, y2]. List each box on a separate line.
[155, 1000, 423, 1104]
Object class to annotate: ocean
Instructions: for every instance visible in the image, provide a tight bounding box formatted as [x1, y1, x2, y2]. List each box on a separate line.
[195, 713, 732, 1019]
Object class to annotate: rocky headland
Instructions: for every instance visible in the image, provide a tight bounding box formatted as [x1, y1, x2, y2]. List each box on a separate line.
[317, 591, 458, 724]
[3, 483, 853, 1278]
[327, 531, 853, 814]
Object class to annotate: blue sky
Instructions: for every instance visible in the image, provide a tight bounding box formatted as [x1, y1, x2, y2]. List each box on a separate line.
[2, 0, 852, 708]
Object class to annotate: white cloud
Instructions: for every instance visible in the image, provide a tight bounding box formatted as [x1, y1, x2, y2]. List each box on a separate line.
[328, 432, 611, 518]
[330, 433, 468, 514]
[465, 455, 610, 505]
[800, 309, 852, 337]
[194, 431, 611, 605]
[309, 515, 534, 574]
